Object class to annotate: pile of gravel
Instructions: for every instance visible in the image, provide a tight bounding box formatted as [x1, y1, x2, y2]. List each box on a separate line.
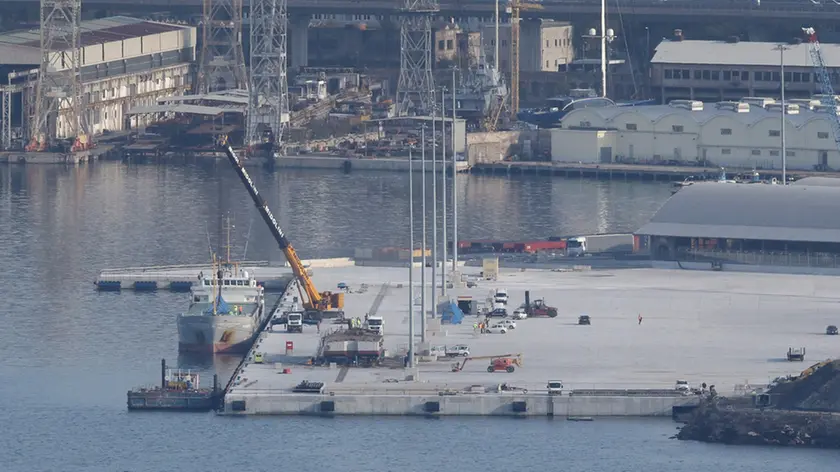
[769, 360, 840, 412]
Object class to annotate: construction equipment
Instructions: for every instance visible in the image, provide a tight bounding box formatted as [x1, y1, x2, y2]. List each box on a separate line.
[787, 347, 806, 362]
[451, 354, 522, 372]
[804, 27, 840, 166]
[523, 290, 558, 318]
[217, 136, 344, 314]
[487, 357, 520, 373]
[506, 0, 544, 117]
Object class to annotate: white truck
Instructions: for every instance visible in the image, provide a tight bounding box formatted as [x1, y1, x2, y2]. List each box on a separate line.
[364, 316, 384, 335]
[286, 312, 303, 333]
[566, 234, 635, 256]
[547, 380, 564, 395]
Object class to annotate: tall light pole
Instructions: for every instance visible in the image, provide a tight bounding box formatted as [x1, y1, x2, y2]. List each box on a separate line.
[583, 25, 615, 98]
[775, 43, 789, 184]
[494, 0, 500, 71]
[441, 86, 448, 297]
[407, 145, 415, 368]
[451, 67, 458, 275]
[431, 93, 438, 319]
[600, 0, 607, 98]
[420, 124, 427, 343]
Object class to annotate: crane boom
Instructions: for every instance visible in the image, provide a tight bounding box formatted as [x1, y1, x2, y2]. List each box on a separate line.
[217, 137, 339, 311]
[804, 27, 840, 153]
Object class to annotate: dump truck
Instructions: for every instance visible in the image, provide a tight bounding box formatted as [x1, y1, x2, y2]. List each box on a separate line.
[523, 291, 558, 318]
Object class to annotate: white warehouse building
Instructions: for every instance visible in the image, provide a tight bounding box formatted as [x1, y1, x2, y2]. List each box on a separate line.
[0, 16, 196, 144]
[551, 99, 840, 171]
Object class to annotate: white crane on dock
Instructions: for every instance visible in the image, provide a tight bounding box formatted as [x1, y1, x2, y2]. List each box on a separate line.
[803, 27, 840, 161]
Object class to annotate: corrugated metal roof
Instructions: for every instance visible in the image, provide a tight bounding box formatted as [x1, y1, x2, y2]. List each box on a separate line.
[636, 183, 840, 243]
[562, 102, 834, 128]
[652, 39, 840, 68]
[0, 16, 187, 51]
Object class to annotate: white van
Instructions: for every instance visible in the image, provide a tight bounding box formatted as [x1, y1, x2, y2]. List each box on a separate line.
[493, 288, 509, 305]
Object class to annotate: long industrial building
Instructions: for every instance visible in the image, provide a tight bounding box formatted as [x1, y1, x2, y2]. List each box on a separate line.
[550, 99, 840, 171]
[636, 183, 840, 270]
[0, 16, 196, 147]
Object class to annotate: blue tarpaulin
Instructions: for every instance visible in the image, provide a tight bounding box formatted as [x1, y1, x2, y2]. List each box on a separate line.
[439, 301, 464, 325]
[204, 295, 230, 314]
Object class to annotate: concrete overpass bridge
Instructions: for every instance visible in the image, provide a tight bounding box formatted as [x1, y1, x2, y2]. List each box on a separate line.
[2, 0, 840, 22]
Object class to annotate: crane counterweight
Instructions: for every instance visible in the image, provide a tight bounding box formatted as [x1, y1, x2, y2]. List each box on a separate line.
[217, 136, 343, 313]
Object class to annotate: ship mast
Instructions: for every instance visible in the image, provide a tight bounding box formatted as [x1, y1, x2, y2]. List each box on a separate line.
[211, 253, 218, 315]
[224, 215, 232, 265]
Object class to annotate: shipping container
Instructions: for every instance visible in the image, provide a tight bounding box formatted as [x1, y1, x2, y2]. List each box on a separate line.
[524, 240, 567, 253]
[103, 41, 122, 61]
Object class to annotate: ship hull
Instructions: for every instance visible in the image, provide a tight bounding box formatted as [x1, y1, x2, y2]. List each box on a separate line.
[177, 308, 264, 354]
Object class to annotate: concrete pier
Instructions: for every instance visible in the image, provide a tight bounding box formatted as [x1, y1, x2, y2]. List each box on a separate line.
[222, 265, 840, 416]
[95, 262, 294, 292]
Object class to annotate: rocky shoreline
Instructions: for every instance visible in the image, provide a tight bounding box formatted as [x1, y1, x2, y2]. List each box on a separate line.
[677, 399, 840, 448]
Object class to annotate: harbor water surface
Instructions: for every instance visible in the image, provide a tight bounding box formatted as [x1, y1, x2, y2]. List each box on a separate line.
[1, 163, 836, 471]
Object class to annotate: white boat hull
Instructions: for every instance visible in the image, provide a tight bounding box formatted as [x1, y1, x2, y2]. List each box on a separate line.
[177, 308, 264, 354]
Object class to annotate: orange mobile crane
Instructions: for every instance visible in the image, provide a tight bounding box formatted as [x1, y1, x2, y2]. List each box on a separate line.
[217, 136, 343, 313]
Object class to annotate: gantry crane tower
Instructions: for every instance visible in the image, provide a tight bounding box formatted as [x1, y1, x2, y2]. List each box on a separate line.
[507, 0, 543, 118]
[246, 0, 290, 153]
[28, 0, 89, 152]
[803, 27, 840, 155]
[198, 0, 248, 93]
[397, 0, 438, 115]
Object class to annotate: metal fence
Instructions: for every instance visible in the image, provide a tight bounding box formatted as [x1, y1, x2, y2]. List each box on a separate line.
[677, 249, 840, 269]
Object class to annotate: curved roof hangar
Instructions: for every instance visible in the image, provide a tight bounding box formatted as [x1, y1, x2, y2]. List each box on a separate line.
[636, 183, 840, 243]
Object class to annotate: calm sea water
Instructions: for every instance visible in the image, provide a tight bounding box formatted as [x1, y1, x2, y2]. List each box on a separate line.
[0, 163, 836, 471]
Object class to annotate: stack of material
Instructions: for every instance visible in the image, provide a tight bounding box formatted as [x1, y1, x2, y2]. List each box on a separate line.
[770, 360, 840, 412]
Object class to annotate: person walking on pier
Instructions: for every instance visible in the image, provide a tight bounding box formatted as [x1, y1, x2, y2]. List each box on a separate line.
[638, 314, 643, 325]
[317, 321, 321, 334]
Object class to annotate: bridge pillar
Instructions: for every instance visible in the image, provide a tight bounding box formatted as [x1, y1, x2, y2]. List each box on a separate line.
[290, 16, 309, 71]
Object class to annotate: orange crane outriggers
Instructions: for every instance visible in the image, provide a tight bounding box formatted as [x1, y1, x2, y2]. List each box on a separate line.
[217, 136, 343, 313]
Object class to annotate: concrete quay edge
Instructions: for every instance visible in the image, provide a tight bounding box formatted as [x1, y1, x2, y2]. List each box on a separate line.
[221, 391, 700, 417]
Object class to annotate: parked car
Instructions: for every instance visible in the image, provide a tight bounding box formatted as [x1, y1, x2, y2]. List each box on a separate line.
[578, 315, 591, 325]
[827, 325, 838, 335]
[484, 324, 508, 334]
[487, 307, 508, 318]
[511, 308, 528, 320]
[446, 345, 471, 357]
[497, 319, 517, 330]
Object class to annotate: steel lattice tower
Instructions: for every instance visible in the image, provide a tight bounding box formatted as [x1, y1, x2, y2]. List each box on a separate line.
[30, 0, 84, 149]
[198, 0, 247, 93]
[246, 0, 289, 150]
[397, 0, 438, 116]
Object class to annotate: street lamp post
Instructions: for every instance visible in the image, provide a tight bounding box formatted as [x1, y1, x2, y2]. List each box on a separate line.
[451, 67, 458, 276]
[431, 93, 437, 320]
[440, 86, 447, 297]
[420, 125, 427, 343]
[407, 145, 415, 368]
[582, 25, 616, 98]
